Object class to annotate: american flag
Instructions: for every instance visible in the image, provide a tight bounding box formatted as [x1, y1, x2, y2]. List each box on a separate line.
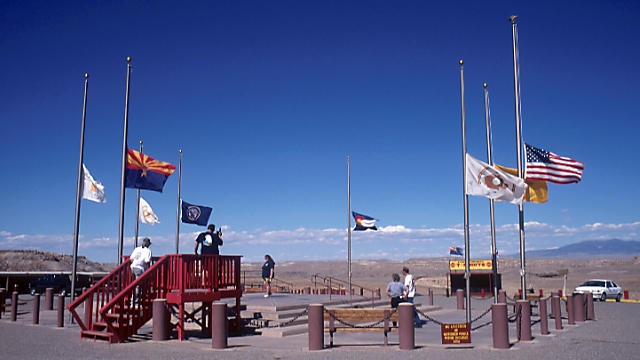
[525, 144, 584, 184]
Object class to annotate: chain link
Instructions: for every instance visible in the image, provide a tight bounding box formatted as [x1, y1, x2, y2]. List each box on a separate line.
[415, 308, 444, 325]
[268, 308, 308, 328]
[470, 307, 492, 323]
[326, 308, 398, 329]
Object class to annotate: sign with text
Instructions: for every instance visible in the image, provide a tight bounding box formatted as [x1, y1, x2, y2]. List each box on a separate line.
[441, 323, 471, 344]
[449, 259, 492, 271]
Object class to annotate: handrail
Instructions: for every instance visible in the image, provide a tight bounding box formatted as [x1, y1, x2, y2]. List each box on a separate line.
[311, 273, 378, 294]
[241, 270, 296, 292]
[67, 258, 133, 331]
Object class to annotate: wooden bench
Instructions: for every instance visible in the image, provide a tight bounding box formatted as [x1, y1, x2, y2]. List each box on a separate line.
[324, 308, 399, 347]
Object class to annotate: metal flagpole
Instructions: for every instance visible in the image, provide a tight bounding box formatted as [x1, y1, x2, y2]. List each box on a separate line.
[510, 15, 527, 300]
[347, 155, 352, 304]
[117, 57, 132, 264]
[71, 73, 89, 306]
[483, 83, 499, 303]
[459, 60, 471, 323]
[134, 140, 143, 249]
[175, 149, 182, 254]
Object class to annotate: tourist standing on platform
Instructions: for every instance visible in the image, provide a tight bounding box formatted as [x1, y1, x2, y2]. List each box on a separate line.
[402, 267, 422, 326]
[262, 255, 275, 298]
[386, 273, 406, 309]
[194, 224, 223, 255]
[130, 238, 152, 278]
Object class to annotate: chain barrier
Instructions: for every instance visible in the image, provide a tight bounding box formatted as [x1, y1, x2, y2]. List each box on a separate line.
[508, 304, 521, 323]
[470, 307, 492, 323]
[326, 308, 398, 329]
[269, 308, 308, 328]
[415, 308, 444, 325]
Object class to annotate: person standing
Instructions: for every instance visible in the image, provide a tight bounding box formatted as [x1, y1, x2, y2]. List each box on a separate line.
[130, 238, 152, 278]
[195, 224, 223, 255]
[262, 255, 275, 298]
[402, 267, 422, 326]
[386, 273, 406, 309]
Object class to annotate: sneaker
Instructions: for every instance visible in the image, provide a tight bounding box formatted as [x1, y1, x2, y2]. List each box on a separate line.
[264, 294, 269, 298]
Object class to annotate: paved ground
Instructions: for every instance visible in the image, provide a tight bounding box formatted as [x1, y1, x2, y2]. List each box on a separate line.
[1, 294, 639, 359]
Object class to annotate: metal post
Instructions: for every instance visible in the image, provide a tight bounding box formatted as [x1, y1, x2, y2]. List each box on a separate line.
[11, 291, 18, 322]
[428, 288, 434, 306]
[134, 141, 143, 248]
[45, 288, 54, 310]
[347, 155, 351, 304]
[153, 299, 170, 341]
[456, 289, 464, 310]
[498, 289, 506, 304]
[117, 57, 132, 264]
[175, 149, 182, 253]
[539, 297, 549, 335]
[566, 294, 575, 325]
[491, 303, 509, 348]
[71, 73, 89, 306]
[398, 303, 415, 350]
[586, 292, 595, 320]
[33, 294, 40, 324]
[510, 15, 527, 300]
[308, 304, 324, 350]
[551, 295, 563, 330]
[516, 300, 531, 341]
[211, 302, 227, 349]
[459, 59, 471, 323]
[483, 83, 499, 303]
[57, 295, 64, 327]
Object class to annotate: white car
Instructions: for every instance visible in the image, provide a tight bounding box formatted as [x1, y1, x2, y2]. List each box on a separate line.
[574, 279, 623, 302]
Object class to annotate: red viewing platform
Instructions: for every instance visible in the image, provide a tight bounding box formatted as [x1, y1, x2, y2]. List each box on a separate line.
[68, 254, 242, 342]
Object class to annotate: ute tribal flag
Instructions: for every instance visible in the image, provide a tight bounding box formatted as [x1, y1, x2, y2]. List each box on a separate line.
[525, 144, 584, 184]
[181, 200, 212, 226]
[352, 211, 377, 231]
[495, 164, 548, 204]
[125, 148, 176, 192]
[139, 197, 159, 225]
[449, 246, 463, 256]
[82, 164, 106, 203]
[465, 153, 527, 205]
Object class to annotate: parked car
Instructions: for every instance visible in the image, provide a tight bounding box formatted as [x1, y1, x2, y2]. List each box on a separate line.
[574, 279, 623, 302]
[29, 274, 72, 296]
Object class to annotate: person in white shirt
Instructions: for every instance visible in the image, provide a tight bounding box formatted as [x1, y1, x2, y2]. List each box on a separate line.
[130, 238, 152, 278]
[402, 267, 422, 326]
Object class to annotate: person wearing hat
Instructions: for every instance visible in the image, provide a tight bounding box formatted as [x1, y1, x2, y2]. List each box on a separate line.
[130, 237, 152, 278]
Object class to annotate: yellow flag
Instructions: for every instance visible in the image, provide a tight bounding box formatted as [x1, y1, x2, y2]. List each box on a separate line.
[495, 164, 548, 203]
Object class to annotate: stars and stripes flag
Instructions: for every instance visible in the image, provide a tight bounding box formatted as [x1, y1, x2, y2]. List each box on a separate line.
[525, 144, 584, 184]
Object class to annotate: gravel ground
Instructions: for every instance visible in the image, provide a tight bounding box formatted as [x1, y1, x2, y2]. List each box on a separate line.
[1, 295, 639, 359]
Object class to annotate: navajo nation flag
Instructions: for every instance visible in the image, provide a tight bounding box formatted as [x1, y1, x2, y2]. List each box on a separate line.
[525, 144, 584, 184]
[125, 148, 176, 192]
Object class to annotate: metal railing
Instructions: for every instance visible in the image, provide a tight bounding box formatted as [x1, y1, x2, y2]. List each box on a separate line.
[311, 273, 381, 302]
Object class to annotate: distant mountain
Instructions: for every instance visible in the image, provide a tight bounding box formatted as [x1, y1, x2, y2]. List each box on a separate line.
[505, 239, 640, 258]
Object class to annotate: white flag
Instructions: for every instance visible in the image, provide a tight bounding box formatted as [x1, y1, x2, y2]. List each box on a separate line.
[82, 164, 106, 203]
[139, 197, 159, 225]
[465, 153, 527, 205]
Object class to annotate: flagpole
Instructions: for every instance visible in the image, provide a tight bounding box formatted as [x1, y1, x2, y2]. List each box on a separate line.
[117, 57, 132, 265]
[71, 73, 89, 306]
[347, 155, 352, 304]
[511, 15, 527, 300]
[175, 149, 182, 254]
[483, 83, 499, 303]
[134, 140, 143, 249]
[459, 60, 471, 323]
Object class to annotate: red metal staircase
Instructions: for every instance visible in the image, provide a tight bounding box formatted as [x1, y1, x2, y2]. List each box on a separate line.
[68, 254, 242, 343]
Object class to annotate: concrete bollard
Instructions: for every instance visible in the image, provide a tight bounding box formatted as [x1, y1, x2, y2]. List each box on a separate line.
[539, 297, 549, 335]
[45, 288, 54, 311]
[57, 295, 64, 327]
[308, 304, 324, 350]
[11, 291, 18, 322]
[456, 289, 464, 310]
[516, 300, 531, 341]
[84, 294, 93, 327]
[566, 294, 575, 325]
[398, 303, 415, 350]
[551, 295, 563, 330]
[33, 294, 40, 325]
[498, 289, 506, 304]
[428, 288, 434, 306]
[586, 292, 595, 320]
[491, 303, 509, 349]
[624, 290, 629, 299]
[152, 299, 170, 341]
[211, 302, 228, 349]
[573, 293, 585, 322]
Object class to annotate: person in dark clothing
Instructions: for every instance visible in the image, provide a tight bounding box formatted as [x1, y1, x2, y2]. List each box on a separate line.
[262, 255, 275, 298]
[194, 224, 223, 255]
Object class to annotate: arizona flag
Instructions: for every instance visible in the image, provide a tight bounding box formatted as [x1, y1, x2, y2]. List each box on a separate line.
[125, 148, 176, 192]
[352, 211, 377, 231]
[449, 246, 463, 256]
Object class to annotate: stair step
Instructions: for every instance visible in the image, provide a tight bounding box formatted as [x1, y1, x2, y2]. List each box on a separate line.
[258, 324, 308, 337]
[81, 329, 118, 343]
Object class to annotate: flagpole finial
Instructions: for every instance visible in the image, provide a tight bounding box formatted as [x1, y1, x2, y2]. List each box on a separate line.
[126, 57, 132, 62]
[139, 140, 143, 145]
[459, 59, 463, 65]
[84, 73, 89, 79]
[179, 149, 182, 153]
[483, 83, 487, 88]
[510, 15, 518, 24]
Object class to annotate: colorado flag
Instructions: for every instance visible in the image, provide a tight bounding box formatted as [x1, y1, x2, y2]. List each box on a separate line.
[352, 211, 378, 231]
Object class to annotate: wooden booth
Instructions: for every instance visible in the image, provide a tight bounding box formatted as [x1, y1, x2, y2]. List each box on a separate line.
[448, 259, 501, 296]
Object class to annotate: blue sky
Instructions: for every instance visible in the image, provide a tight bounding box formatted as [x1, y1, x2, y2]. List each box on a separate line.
[1, 1, 639, 263]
